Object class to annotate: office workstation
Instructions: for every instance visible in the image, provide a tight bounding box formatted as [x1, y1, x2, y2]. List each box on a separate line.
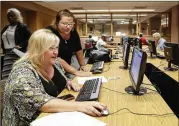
[1, 1, 179, 126]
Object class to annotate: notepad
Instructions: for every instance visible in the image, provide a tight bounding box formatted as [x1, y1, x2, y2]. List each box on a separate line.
[30, 112, 106, 126]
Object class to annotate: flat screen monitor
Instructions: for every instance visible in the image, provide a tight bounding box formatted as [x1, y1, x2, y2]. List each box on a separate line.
[148, 40, 157, 58]
[119, 42, 130, 69]
[164, 42, 179, 71]
[121, 36, 128, 46]
[125, 47, 147, 95]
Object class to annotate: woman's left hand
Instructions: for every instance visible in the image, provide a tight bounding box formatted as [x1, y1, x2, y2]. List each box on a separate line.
[66, 81, 80, 92]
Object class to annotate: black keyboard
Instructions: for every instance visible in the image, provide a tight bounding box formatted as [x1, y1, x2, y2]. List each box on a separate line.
[75, 78, 102, 101]
[90, 61, 104, 72]
[157, 54, 166, 59]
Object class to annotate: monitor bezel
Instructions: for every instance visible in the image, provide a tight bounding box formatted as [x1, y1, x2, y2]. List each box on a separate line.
[123, 42, 130, 69]
[148, 40, 157, 56]
[129, 47, 147, 94]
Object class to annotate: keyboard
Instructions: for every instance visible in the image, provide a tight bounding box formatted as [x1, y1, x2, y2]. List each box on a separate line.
[156, 54, 166, 59]
[90, 61, 104, 72]
[112, 54, 120, 59]
[75, 78, 102, 101]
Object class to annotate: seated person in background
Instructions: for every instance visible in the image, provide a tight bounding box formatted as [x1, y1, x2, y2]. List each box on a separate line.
[153, 32, 167, 51]
[96, 34, 116, 50]
[2, 29, 107, 126]
[139, 33, 147, 45]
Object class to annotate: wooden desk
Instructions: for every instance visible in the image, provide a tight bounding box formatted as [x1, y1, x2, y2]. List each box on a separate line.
[38, 60, 178, 126]
[142, 46, 178, 81]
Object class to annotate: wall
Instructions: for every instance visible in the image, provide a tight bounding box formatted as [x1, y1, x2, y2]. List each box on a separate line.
[171, 4, 179, 43]
[1, 1, 56, 32]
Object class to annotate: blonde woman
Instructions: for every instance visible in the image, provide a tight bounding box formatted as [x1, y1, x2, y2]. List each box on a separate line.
[1, 8, 31, 79]
[2, 29, 106, 126]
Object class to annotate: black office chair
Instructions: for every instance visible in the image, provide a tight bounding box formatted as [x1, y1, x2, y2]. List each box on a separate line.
[163, 44, 178, 71]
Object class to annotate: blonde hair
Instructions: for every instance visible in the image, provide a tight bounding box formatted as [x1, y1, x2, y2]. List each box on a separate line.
[16, 29, 59, 71]
[153, 32, 161, 40]
[7, 8, 23, 23]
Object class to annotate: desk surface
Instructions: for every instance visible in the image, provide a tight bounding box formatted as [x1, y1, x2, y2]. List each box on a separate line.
[142, 46, 178, 81]
[38, 57, 178, 126]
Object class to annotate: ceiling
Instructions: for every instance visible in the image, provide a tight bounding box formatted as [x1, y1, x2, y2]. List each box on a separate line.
[34, 1, 178, 24]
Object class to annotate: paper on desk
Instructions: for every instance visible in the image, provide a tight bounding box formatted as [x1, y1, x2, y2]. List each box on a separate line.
[30, 111, 106, 126]
[77, 76, 108, 84]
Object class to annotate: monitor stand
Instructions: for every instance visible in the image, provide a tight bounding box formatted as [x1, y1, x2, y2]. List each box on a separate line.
[125, 86, 147, 95]
[164, 61, 178, 71]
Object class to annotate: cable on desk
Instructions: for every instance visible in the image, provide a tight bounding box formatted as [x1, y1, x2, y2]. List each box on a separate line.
[102, 86, 159, 95]
[151, 62, 166, 73]
[145, 87, 159, 93]
[109, 108, 174, 117]
[102, 86, 127, 94]
[103, 63, 111, 72]
[142, 83, 161, 94]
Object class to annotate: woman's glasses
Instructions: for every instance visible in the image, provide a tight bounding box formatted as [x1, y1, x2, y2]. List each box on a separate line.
[59, 22, 75, 27]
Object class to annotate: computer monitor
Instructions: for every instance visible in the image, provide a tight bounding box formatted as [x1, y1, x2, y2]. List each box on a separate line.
[147, 40, 157, 58]
[125, 47, 147, 95]
[163, 42, 179, 71]
[136, 38, 142, 49]
[119, 42, 130, 69]
[121, 36, 128, 46]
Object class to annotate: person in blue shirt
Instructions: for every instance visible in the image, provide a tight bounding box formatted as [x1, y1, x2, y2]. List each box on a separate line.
[152, 32, 167, 51]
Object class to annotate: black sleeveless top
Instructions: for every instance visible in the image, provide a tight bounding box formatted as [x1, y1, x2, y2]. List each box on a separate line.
[40, 67, 66, 97]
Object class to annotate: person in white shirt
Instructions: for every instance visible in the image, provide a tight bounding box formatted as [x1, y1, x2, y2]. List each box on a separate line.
[152, 32, 167, 51]
[95, 34, 116, 50]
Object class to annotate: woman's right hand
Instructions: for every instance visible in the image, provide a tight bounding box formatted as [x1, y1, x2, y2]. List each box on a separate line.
[77, 101, 107, 117]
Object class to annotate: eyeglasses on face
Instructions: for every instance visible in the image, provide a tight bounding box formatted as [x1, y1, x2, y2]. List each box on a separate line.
[59, 22, 75, 27]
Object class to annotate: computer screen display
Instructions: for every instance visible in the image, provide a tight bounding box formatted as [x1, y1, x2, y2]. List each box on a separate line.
[130, 49, 142, 85]
[126, 47, 147, 95]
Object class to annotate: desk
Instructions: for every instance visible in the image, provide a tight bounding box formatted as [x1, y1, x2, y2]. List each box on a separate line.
[38, 59, 178, 126]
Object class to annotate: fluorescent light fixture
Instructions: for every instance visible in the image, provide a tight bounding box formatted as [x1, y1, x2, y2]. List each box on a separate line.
[132, 9, 155, 12]
[87, 14, 110, 16]
[70, 10, 86, 13]
[129, 14, 147, 16]
[86, 10, 109, 12]
[70, 9, 154, 13]
[110, 10, 132, 12]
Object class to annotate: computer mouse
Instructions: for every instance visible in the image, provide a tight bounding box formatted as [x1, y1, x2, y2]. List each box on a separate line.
[100, 108, 109, 116]
[92, 69, 102, 74]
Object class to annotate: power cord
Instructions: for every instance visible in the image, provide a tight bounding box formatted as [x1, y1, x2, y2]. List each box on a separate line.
[142, 83, 161, 94]
[102, 86, 127, 94]
[102, 86, 159, 95]
[109, 108, 174, 117]
[103, 63, 111, 72]
[151, 62, 166, 73]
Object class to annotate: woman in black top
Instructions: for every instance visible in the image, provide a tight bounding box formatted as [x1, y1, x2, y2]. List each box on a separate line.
[46, 9, 89, 74]
[1, 8, 31, 79]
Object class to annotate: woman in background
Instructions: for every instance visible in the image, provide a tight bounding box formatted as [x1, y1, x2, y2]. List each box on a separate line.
[2, 29, 106, 126]
[1, 8, 31, 79]
[46, 9, 90, 76]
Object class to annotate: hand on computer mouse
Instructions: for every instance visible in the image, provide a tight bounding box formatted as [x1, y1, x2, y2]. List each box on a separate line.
[77, 101, 107, 117]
